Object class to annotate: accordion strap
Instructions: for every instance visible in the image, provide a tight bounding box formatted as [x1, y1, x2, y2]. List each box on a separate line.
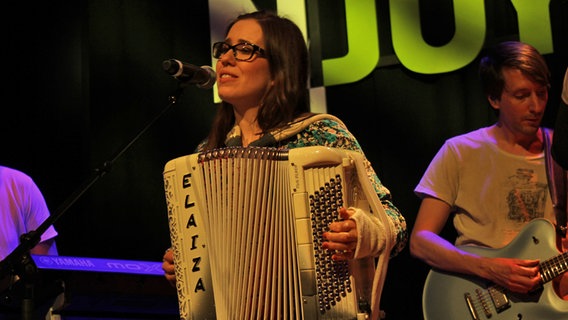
[269, 113, 347, 142]
[543, 127, 568, 237]
[227, 113, 347, 147]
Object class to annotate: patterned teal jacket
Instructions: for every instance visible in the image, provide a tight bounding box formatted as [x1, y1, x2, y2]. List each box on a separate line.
[197, 113, 407, 258]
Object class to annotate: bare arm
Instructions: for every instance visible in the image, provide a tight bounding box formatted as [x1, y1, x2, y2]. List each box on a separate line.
[1, 239, 58, 292]
[410, 196, 541, 294]
[30, 238, 58, 256]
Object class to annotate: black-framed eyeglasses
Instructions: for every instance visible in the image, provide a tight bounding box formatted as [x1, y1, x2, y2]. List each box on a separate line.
[212, 42, 265, 61]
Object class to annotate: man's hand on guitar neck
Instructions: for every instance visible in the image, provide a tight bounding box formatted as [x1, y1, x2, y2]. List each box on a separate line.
[479, 256, 541, 294]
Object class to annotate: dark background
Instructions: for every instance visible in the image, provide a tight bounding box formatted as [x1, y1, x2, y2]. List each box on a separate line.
[2, 1, 566, 319]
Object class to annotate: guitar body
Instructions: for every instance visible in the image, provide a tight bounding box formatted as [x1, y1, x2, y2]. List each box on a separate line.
[423, 218, 568, 320]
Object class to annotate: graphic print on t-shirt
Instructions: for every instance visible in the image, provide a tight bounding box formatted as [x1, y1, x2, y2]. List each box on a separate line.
[506, 168, 547, 222]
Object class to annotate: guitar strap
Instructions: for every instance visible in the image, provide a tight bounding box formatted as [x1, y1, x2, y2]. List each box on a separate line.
[543, 127, 568, 238]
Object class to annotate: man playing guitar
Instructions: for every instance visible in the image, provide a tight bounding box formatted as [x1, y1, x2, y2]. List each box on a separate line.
[411, 41, 568, 319]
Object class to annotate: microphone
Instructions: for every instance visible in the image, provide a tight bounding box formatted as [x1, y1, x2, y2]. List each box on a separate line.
[162, 59, 216, 89]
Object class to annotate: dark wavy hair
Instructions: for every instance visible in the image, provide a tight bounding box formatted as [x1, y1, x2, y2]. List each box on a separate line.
[203, 10, 311, 150]
[479, 41, 550, 103]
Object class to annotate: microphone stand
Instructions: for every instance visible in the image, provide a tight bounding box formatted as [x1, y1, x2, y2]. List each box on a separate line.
[0, 84, 186, 320]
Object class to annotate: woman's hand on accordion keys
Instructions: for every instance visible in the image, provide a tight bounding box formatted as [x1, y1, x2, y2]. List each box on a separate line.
[322, 207, 358, 261]
[162, 248, 176, 287]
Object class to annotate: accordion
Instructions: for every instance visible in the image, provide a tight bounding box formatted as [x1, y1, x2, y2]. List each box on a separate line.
[163, 146, 393, 319]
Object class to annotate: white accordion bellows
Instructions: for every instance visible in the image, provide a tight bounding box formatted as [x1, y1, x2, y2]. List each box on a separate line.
[163, 146, 393, 320]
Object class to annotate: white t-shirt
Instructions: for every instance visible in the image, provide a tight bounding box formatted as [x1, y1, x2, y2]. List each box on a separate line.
[0, 166, 58, 260]
[415, 127, 554, 249]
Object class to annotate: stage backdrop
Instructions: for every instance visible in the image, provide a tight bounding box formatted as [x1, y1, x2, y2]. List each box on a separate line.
[1, 1, 566, 319]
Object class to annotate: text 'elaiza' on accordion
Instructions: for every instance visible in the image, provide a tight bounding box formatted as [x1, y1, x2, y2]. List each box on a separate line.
[163, 146, 394, 320]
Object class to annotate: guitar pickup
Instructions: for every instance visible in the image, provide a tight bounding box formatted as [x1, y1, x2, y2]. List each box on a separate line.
[488, 286, 511, 312]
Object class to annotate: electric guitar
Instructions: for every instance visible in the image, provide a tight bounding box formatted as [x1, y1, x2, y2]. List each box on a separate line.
[422, 218, 568, 319]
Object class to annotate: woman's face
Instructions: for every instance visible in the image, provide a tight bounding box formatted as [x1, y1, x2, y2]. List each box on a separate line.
[215, 19, 271, 109]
